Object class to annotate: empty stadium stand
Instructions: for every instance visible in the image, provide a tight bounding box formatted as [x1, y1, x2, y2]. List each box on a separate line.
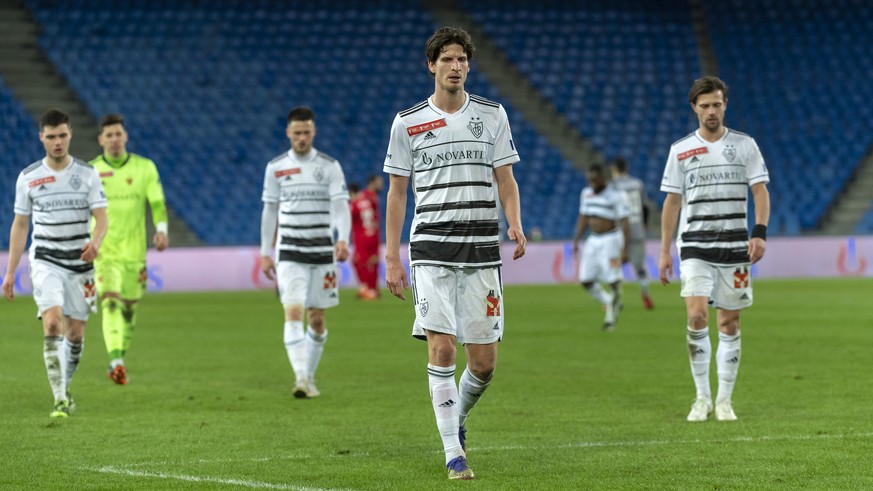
[2, 0, 871, 249]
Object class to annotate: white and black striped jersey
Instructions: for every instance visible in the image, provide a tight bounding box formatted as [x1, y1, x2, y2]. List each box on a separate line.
[383, 93, 519, 268]
[262, 148, 348, 265]
[661, 128, 769, 265]
[610, 175, 646, 240]
[13, 157, 107, 273]
[579, 184, 629, 226]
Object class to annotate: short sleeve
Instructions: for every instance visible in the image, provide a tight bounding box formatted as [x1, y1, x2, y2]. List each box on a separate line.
[746, 138, 770, 186]
[262, 163, 279, 203]
[491, 105, 520, 168]
[12, 172, 30, 215]
[383, 114, 413, 177]
[660, 145, 684, 195]
[88, 169, 107, 209]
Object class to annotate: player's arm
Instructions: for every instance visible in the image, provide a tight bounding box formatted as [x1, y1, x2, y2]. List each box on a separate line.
[494, 164, 526, 260]
[83, 207, 107, 262]
[2, 214, 30, 301]
[619, 216, 631, 263]
[330, 196, 351, 262]
[658, 193, 682, 285]
[572, 214, 588, 258]
[385, 174, 409, 300]
[260, 201, 279, 281]
[749, 182, 770, 264]
[146, 162, 169, 251]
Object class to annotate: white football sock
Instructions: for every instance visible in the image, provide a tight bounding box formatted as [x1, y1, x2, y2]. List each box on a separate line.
[586, 284, 612, 306]
[304, 327, 327, 382]
[428, 364, 464, 464]
[687, 327, 711, 398]
[283, 321, 307, 382]
[716, 331, 741, 403]
[44, 336, 66, 402]
[63, 338, 83, 387]
[458, 367, 491, 427]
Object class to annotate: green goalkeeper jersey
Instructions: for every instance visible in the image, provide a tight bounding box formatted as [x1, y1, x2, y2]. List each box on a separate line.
[91, 152, 168, 262]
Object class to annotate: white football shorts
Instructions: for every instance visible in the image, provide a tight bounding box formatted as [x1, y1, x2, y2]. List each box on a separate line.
[277, 260, 340, 309]
[579, 229, 624, 284]
[680, 258, 753, 310]
[30, 261, 97, 321]
[410, 265, 504, 345]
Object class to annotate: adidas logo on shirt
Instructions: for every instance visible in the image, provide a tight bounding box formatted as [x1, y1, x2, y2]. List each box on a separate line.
[423, 131, 437, 140]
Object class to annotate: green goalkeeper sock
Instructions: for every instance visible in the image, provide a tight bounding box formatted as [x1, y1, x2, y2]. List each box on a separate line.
[101, 298, 125, 361]
[121, 303, 137, 356]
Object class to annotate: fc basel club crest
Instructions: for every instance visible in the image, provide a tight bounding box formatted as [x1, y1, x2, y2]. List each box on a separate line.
[419, 298, 429, 317]
[467, 117, 483, 139]
[69, 173, 82, 190]
[313, 167, 325, 182]
[323, 271, 337, 289]
[733, 266, 750, 288]
[485, 290, 500, 317]
[723, 145, 737, 163]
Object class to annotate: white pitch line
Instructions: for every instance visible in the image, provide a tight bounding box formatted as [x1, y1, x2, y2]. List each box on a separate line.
[84, 466, 358, 491]
[476, 431, 873, 452]
[115, 431, 873, 469]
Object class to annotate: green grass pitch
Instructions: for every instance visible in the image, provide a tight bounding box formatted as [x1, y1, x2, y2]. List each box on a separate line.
[1, 279, 872, 490]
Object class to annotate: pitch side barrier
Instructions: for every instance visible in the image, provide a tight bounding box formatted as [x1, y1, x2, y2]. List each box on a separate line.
[2, 236, 870, 294]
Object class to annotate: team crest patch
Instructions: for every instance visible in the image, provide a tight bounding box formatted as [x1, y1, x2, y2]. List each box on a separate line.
[733, 266, 750, 288]
[467, 117, 483, 139]
[723, 145, 737, 163]
[126, 177, 133, 185]
[419, 298, 429, 317]
[485, 290, 500, 317]
[69, 173, 82, 190]
[323, 271, 337, 289]
[313, 167, 325, 182]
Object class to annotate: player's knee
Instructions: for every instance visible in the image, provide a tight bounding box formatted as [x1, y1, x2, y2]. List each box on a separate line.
[308, 310, 326, 333]
[42, 315, 64, 336]
[687, 310, 708, 329]
[284, 304, 304, 321]
[428, 344, 456, 366]
[718, 316, 740, 335]
[468, 363, 495, 382]
[102, 297, 122, 312]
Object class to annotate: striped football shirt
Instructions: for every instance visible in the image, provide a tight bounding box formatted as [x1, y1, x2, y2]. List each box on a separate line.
[13, 157, 107, 273]
[661, 128, 769, 264]
[383, 93, 519, 268]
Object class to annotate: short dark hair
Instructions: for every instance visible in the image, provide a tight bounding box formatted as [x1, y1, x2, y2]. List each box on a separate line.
[425, 27, 475, 69]
[587, 163, 606, 176]
[99, 113, 125, 130]
[610, 157, 628, 173]
[688, 76, 729, 105]
[39, 108, 70, 130]
[348, 183, 360, 194]
[287, 107, 315, 124]
[367, 174, 381, 185]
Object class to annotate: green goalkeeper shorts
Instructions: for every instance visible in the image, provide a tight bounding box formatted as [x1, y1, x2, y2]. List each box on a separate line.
[94, 260, 148, 301]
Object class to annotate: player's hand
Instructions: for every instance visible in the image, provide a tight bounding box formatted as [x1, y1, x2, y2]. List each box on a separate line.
[261, 255, 276, 281]
[508, 227, 526, 260]
[154, 232, 169, 251]
[2, 273, 15, 301]
[385, 256, 409, 300]
[335, 241, 350, 262]
[80, 241, 99, 262]
[658, 251, 673, 285]
[748, 237, 766, 264]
